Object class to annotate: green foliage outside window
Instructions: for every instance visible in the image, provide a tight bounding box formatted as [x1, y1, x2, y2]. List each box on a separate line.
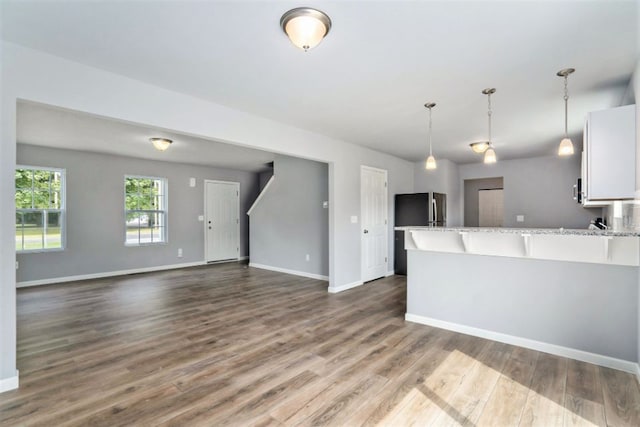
[15, 167, 64, 251]
[125, 176, 166, 245]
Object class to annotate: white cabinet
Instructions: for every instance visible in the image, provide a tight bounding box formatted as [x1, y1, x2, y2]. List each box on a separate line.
[582, 104, 636, 204]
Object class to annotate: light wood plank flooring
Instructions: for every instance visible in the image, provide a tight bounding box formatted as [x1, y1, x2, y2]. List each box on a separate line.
[1, 262, 639, 426]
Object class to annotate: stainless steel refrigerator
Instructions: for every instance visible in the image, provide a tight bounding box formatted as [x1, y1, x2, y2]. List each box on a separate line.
[394, 192, 446, 275]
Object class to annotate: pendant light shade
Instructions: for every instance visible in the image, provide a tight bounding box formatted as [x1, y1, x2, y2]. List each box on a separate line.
[557, 68, 575, 156]
[150, 137, 172, 151]
[280, 8, 332, 52]
[424, 102, 437, 170]
[558, 137, 574, 156]
[484, 147, 497, 164]
[426, 155, 437, 170]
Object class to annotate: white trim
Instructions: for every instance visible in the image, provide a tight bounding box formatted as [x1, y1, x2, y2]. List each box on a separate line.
[0, 371, 19, 393]
[385, 270, 395, 277]
[636, 363, 640, 386]
[17, 261, 207, 288]
[249, 263, 328, 281]
[328, 280, 364, 294]
[247, 175, 275, 215]
[405, 313, 639, 375]
[204, 180, 241, 263]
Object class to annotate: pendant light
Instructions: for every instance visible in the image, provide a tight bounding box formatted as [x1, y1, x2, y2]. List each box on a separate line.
[280, 7, 332, 52]
[424, 102, 437, 170]
[482, 88, 497, 164]
[557, 68, 575, 156]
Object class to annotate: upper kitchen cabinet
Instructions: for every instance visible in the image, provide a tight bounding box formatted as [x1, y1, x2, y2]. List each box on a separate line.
[582, 104, 636, 203]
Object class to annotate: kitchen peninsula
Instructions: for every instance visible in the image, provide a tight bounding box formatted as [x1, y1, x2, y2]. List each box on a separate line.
[397, 226, 640, 374]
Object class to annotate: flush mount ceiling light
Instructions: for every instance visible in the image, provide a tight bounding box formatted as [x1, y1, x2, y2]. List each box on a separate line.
[424, 103, 437, 170]
[150, 137, 172, 151]
[280, 7, 332, 52]
[481, 88, 497, 164]
[557, 68, 576, 156]
[469, 141, 490, 154]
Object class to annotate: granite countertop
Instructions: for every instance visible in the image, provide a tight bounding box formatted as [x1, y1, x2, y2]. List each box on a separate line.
[393, 226, 640, 237]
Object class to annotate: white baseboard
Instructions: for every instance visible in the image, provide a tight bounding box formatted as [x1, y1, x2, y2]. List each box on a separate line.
[385, 270, 395, 277]
[0, 371, 19, 393]
[17, 261, 208, 288]
[405, 313, 640, 375]
[248, 263, 329, 281]
[636, 363, 640, 385]
[328, 280, 364, 294]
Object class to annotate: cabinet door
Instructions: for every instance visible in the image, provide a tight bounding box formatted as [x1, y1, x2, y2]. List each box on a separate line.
[587, 104, 636, 200]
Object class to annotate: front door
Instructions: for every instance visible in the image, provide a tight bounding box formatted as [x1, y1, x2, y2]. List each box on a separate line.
[361, 166, 388, 282]
[205, 180, 240, 262]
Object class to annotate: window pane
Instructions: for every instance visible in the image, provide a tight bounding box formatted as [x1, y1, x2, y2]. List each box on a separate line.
[139, 226, 153, 244]
[15, 169, 33, 189]
[51, 172, 62, 192]
[45, 212, 62, 249]
[22, 211, 44, 251]
[50, 190, 62, 209]
[15, 212, 24, 251]
[33, 190, 50, 209]
[151, 226, 164, 243]
[15, 189, 33, 209]
[33, 170, 52, 189]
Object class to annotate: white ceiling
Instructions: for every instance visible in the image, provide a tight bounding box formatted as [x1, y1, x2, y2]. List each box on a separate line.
[17, 102, 275, 173]
[2, 1, 638, 164]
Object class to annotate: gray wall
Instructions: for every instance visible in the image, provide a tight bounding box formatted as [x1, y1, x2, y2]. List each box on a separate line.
[249, 154, 329, 277]
[458, 154, 601, 229]
[407, 250, 638, 362]
[16, 144, 260, 283]
[414, 158, 462, 226]
[464, 177, 504, 227]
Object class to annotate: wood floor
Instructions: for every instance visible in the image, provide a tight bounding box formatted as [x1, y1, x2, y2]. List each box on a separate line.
[1, 263, 639, 426]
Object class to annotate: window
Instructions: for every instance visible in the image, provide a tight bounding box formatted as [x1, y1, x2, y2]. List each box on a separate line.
[15, 167, 65, 252]
[125, 176, 167, 245]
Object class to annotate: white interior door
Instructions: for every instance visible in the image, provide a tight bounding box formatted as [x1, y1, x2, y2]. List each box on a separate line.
[361, 166, 388, 282]
[478, 189, 504, 227]
[205, 180, 240, 262]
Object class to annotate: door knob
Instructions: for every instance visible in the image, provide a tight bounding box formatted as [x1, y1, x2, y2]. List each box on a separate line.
[363, 229, 369, 234]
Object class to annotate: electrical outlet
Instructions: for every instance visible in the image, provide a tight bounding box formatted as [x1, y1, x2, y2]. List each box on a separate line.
[305, 254, 310, 262]
[178, 248, 183, 258]
[189, 177, 196, 187]
[516, 215, 525, 223]
[15, 261, 19, 269]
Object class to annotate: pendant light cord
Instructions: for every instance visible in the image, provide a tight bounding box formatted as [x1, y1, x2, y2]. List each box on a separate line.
[487, 92, 492, 144]
[564, 75, 569, 137]
[428, 107, 433, 156]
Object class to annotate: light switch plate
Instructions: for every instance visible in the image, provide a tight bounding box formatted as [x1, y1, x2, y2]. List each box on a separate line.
[350, 215, 358, 224]
[322, 201, 328, 209]
[516, 215, 525, 222]
[189, 177, 196, 187]
[198, 215, 204, 221]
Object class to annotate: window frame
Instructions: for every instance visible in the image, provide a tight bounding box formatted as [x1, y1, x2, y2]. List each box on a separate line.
[124, 175, 168, 246]
[15, 165, 67, 253]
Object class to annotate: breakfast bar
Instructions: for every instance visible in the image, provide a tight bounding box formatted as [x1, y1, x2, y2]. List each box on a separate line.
[397, 226, 640, 373]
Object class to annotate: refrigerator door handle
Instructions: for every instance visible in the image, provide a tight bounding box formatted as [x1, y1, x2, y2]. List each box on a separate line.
[433, 197, 437, 224]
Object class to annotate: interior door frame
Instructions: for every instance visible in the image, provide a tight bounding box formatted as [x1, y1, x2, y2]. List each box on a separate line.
[204, 179, 241, 263]
[360, 165, 389, 283]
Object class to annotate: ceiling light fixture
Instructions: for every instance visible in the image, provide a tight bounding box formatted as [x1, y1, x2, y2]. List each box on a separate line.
[469, 141, 490, 154]
[150, 137, 172, 151]
[557, 68, 575, 156]
[280, 7, 332, 52]
[424, 102, 437, 170]
[482, 88, 497, 164]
